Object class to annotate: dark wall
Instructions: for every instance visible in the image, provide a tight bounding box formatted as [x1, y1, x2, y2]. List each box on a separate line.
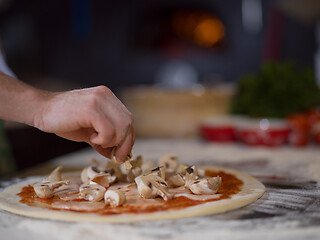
[0, 0, 316, 91]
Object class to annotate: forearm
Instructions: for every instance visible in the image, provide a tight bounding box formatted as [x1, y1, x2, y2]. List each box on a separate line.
[0, 71, 50, 127]
[0, 72, 134, 161]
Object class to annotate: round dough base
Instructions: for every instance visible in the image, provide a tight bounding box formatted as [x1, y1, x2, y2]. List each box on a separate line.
[0, 166, 265, 223]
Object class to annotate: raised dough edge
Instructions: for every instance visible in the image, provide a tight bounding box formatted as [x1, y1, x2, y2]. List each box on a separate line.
[0, 166, 266, 223]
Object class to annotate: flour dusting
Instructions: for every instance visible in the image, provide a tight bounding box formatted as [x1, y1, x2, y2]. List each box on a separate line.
[1, 139, 320, 239]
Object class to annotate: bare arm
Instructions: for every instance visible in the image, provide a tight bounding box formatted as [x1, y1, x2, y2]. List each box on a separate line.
[0, 72, 134, 162]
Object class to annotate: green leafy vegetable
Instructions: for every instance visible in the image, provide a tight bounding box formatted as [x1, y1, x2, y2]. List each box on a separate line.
[231, 61, 320, 118]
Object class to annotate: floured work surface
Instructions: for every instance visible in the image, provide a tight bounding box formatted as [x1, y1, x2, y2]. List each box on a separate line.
[1, 140, 320, 240]
[0, 166, 265, 223]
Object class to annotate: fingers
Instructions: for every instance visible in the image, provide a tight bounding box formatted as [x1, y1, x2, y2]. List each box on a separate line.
[89, 113, 116, 147]
[89, 111, 133, 149]
[89, 126, 134, 162]
[90, 145, 114, 159]
[114, 125, 135, 162]
[85, 88, 134, 160]
[49, 85, 135, 160]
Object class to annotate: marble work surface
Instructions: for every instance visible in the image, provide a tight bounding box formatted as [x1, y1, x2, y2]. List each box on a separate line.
[1, 138, 320, 240]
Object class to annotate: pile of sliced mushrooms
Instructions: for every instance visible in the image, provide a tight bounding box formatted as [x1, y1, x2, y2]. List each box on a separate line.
[33, 153, 222, 208]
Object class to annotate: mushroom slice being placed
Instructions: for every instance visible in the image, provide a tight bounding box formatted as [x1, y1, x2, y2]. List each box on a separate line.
[79, 182, 106, 202]
[104, 189, 126, 207]
[188, 176, 222, 195]
[124, 152, 134, 170]
[135, 174, 172, 201]
[111, 148, 135, 168]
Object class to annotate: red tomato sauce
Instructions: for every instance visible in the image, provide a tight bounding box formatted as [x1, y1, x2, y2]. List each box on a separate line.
[18, 170, 243, 215]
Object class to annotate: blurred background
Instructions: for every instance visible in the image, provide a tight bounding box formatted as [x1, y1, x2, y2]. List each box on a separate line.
[1, 0, 320, 171]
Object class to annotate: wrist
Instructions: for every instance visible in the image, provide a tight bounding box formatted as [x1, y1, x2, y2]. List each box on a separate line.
[30, 88, 53, 130]
[0, 73, 54, 129]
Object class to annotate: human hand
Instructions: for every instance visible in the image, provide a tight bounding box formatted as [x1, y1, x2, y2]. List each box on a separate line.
[33, 86, 134, 162]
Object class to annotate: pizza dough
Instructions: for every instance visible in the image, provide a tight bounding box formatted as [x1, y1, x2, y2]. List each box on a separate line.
[0, 166, 265, 223]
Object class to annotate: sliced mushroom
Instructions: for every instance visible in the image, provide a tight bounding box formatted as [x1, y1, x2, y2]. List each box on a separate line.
[89, 158, 107, 172]
[33, 183, 54, 199]
[86, 166, 101, 179]
[124, 160, 133, 170]
[124, 152, 134, 170]
[149, 175, 173, 201]
[167, 173, 185, 188]
[124, 155, 143, 182]
[125, 154, 142, 169]
[89, 157, 100, 166]
[79, 182, 106, 201]
[145, 166, 166, 180]
[159, 154, 179, 173]
[91, 174, 110, 188]
[54, 183, 80, 200]
[104, 189, 126, 207]
[81, 165, 117, 187]
[188, 176, 222, 195]
[141, 161, 155, 174]
[184, 165, 199, 186]
[33, 180, 70, 199]
[106, 161, 123, 179]
[81, 167, 90, 184]
[127, 167, 142, 182]
[177, 164, 204, 177]
[119, 163, 130, 175]
[34, 166, 69, 199]
[110, 147, 117, 162]
[135, 155, 143, 165]
[197, 168, 205, 178]
[135, 175, 153, 198]
[110, 148, 134, 165]
[135, 174, 172, 201]
[177, 164, 188, 174]
[45, 166, 63, 182]
[106, 174, 117, 184]
[89, 158, 118, 179]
